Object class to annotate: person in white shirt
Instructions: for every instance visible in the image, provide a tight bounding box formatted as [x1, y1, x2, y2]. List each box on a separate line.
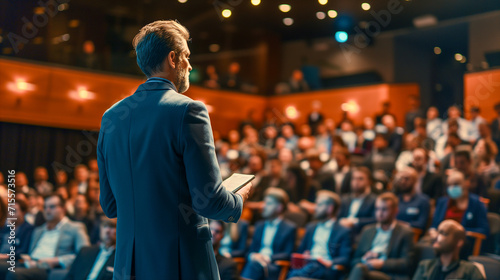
[426, 107, 443, 142]
[65, 217, 117, 280]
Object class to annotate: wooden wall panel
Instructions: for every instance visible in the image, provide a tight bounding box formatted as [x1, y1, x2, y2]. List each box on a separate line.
[464, 68, 500, 121]
[0, 58, 419, 135]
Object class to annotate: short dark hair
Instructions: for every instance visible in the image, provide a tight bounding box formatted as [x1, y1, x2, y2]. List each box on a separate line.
[45, 194, 66, 209]
[455, 150, 471, 162]
[132, 20, 190, 77]
[15, 199, 28, 214]
[209, 219, 226, 232]
[352, 166, 374, 184]
[264, 187, 289, 213]
[377, 192, 399, 209]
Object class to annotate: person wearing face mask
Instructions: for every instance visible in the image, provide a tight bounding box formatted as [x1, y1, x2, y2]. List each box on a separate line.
[427, 170, 489, 255]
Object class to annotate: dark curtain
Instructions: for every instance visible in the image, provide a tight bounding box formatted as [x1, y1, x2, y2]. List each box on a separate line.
[0, 122, 98, 185]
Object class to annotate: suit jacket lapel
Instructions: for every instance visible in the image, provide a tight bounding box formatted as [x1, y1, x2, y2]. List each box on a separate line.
[54, 223, 68, 256]
[82, 246, 101, 280]
[29, 228, 44, 253]
[96, 250, 115, 280]
[386, 224, 400, 258]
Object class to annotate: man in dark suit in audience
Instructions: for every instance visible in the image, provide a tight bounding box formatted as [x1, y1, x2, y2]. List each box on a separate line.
[0, 200, 34, 259]
[241, 188, 297, 280]
[349, 192, 414, 280]
[394, 167, 430, 232]
[332, 147, 353, 195]
[209, 220, 239, 280]
[64, 217, 116, 280]
[288, 190, 352, 280]
[339, 167, 377, 235]
[411, 148, 443, 201]
[412, 219, 484, 280]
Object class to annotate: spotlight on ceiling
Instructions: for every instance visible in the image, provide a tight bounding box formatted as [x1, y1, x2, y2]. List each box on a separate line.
[222, 9, 232, 18]
[316, 12, 326, 20]
[251, 0, 261, 6]
[279, 4, 291, 13]
[361, 3, 371, 11]
[335, 31, 348, 43]
[328, 10, 338, 18]
[318, 0, 328, 5]
[283, 18, 294, 26]
[434, 47, 441, 55]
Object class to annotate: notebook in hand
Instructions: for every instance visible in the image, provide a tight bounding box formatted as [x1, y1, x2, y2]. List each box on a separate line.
[222, 173, 255, 193]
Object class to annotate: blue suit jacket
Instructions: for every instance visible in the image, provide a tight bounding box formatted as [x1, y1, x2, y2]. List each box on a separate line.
[97, 79, 243, 280]
[246, 219, 296, 262]
[297, 221, 352, 268]
[338, 193, 377, 233]
[431, 193, 489, 236]
[228, 220, 249, 258]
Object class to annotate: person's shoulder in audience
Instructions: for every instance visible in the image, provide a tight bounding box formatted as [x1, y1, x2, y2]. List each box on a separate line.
[413, 258, 485, 280]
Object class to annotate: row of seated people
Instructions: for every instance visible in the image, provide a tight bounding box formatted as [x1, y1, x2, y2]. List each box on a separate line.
[0, 194, 115, 280]
[211, 167, 492, 280]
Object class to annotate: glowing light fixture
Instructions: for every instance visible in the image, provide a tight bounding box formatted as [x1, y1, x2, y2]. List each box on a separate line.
[279, 4, 291, 12]
[283, 18, 294, 26]
[7, 79, 36, 94]
[341, 100, 360, 113]
[285, 105, 299, 119]
[178, 0, 187, 3]
[455, 53, 463, 62]
[318, 0, 328, 5]
[222, 9, 232, 18]
[361, 3, 371, 11]
[328, 10, 338, 18]
[69, 87, 96, 101]
[434, 47, 441, 55]
[335, 31, 348, 43]
[316, 12, 326, 20]
[251, 0, 261, 6]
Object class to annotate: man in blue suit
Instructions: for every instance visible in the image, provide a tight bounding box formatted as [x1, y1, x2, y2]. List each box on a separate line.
[288, 190, 352, 280]
[241, 188, 297, 280]
[97, 20, 252, 280]
[338, 167, 377, 235]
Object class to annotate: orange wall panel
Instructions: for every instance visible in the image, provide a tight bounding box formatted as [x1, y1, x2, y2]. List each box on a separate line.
[0, 58, 419, 135]
[464, 69, 500, 121]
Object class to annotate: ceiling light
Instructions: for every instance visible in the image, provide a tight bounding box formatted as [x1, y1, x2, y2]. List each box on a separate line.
[178, 0, 187, 3]
[455, 53, 463, 61]
[335, 31, 348, 43]
[69, 19, 79, 28]
[460, 56, 467, 63]
[361, 3, 371, 11]
[58, 3, 69, 11]
[328, 10, 338, 18]
[283, 18, 294, 26]
[316, 12, 326, 20]
[434, 47, 441, 55]
[222, 9, 232, 18]
[279, 4, 291, 13]
[251, 0, 261, 6]
[209, 44, 220, 52]
[318, 0, 328, 5]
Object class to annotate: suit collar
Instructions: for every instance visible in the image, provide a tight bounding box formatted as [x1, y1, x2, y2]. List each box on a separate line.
[136, 78, 177, 93]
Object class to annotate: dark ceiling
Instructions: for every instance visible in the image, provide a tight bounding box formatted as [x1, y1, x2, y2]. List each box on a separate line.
[0, 0, 499, 77]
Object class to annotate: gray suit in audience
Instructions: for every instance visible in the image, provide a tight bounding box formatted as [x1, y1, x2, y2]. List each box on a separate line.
[29, 219, 90, 268]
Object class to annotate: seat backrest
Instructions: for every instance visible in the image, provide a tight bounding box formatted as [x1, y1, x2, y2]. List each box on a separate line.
[487, 212, 500, 235]
[469, 255, 500, 280]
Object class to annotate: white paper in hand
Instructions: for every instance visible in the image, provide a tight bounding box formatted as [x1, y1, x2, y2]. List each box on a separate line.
[222, 173, 255, 193]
